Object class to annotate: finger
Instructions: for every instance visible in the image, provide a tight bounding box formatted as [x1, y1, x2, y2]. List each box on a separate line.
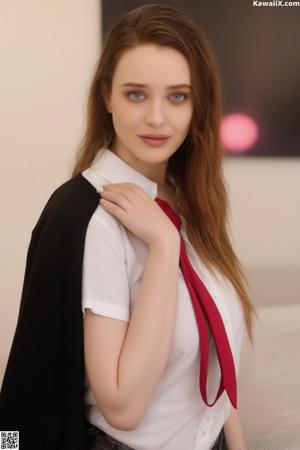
[100, 197, 128, 222]
[100, 189, 134, 209]
[103, 182, 137, 189]
[103, 182, 149, 199]
[102, 183, 148, 204]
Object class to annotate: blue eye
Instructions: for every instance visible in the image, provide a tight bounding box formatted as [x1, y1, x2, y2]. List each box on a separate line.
[126, 90, 188, 103]
[170, 93, 188, 102]
[127, 91, 144, 101]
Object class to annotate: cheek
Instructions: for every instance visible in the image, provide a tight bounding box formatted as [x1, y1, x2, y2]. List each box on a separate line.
[113, 101, 142, 130]
[171, 105, 193, 133]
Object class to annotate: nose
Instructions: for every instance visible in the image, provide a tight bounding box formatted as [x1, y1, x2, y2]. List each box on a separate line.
[145, 100, 166, 126]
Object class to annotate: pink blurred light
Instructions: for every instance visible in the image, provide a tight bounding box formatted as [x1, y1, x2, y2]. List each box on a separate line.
[221, 113, 259, 153]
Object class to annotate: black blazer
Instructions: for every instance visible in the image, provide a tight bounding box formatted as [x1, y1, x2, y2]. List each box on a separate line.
[0, 173, 101, 450]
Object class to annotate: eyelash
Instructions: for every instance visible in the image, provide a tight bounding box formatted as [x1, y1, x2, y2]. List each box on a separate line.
[126, 90, 189, 103]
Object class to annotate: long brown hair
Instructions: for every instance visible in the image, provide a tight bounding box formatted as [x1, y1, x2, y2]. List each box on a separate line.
[71, 4, 258, 345]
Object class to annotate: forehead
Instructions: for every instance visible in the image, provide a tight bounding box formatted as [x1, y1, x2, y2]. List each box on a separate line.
[112, 44, 191, 86]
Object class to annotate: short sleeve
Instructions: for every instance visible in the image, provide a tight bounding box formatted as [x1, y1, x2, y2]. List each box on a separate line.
[82, 206, 130, 322]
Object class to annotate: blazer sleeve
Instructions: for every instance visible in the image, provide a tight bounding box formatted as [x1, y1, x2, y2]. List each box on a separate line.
[0, 174, 101, 450]
[0, 199, 69, 447]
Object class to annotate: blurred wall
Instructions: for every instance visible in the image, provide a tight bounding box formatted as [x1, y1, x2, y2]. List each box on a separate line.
[225, 156, 300, 267]
[0, 0, 101, 380]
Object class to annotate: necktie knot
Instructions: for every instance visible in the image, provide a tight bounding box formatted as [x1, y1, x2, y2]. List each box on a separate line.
[155, 197, 181, 231]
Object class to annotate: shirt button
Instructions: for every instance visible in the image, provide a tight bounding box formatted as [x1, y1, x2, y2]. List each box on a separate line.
[202, 431, 207, 436]
[206, 417, 210, 422]
[224, 319, 228, 327]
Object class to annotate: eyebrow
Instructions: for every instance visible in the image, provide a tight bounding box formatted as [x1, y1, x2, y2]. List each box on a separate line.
[121, 82, 192, 89]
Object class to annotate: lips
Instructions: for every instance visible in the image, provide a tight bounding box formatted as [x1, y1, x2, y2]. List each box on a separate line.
[139, 135, 170, 147]
[139, 134, 170, 139]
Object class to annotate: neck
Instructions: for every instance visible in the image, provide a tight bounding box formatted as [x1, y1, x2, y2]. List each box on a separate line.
[110, 142, 171, 190]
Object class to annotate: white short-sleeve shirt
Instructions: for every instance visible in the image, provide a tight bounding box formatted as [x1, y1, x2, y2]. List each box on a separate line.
[81, 147, 246, 450]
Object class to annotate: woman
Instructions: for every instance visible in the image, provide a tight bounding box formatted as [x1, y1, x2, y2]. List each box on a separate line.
[77, 4, 257, 449]
[0, 4, 257, 450]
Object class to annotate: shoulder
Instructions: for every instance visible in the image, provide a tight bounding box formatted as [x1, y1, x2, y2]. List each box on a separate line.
[85, 201, 127, 252]
[33, 173, 100, 236]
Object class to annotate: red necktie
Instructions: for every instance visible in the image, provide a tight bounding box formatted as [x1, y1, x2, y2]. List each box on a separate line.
[155, 196, 237, 409]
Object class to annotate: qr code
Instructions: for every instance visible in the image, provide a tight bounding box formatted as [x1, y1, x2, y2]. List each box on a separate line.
[0, 431, 19, 449]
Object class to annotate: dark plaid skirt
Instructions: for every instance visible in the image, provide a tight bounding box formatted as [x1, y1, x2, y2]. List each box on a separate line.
[84, 418, 228, 450]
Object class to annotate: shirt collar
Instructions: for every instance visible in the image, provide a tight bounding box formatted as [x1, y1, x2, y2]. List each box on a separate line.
[88, 147, 159, 199]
